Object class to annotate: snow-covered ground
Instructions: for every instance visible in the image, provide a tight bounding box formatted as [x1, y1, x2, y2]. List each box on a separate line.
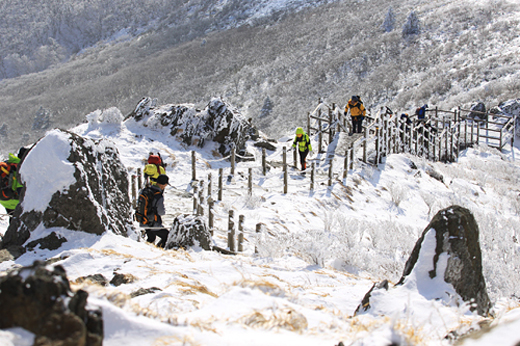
[0, 108, 519, 346]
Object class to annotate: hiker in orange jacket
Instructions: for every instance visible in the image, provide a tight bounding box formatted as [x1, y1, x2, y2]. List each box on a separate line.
[345, 96, 366, 134]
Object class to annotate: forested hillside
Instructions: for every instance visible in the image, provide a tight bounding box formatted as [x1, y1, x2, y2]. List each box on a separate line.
[1, 0, 519, 155]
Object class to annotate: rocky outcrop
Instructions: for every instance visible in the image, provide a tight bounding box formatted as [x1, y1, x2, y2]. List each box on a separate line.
[1, 129, 133, 258]
[494, 99, 520, 137]
[0, 261, 103, 346]
[127, 97, 270, 156]
[397, 205, 491, 315]
[356, 205, 491, 317]
[165, 214, 212, 251]
[469, 102, 487, 121]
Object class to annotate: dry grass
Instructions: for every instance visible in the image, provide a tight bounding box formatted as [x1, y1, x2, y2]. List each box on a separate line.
[166, 279, 218, 298]
[188, 318, 219, 333]
[235, 278, 285, 296]
[238, 308, 308, 332]
[152, 335, 202, 346]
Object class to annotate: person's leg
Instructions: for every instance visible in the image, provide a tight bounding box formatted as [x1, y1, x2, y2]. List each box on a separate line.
[300, 149, 309, 170]
[145, 230, 157, 244]
[156, 229, 169, 248]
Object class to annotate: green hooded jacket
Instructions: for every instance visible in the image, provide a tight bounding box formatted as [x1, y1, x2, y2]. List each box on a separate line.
[0, 153, 23, 210]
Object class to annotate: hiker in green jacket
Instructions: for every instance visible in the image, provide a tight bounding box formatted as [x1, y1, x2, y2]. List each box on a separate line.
[292, 127, 312, 171]
[0, 153, 24, 217]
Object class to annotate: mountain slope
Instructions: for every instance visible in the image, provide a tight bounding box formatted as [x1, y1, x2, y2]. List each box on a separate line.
[1, 0, 520, 157]
[1, 105, 520, 344]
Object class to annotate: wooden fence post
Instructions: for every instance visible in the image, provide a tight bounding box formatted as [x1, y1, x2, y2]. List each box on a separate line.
[318, 117, 323, 153]
[328, 158, 333, 186]
[363, 127, 368, 163]
[208, 198, 214, 235]
[262, 148, 267, 176]
[283, 147, 288, 194]
[207, 173, 212, 198]
[384, 119, 389, 158]
[131, 173, 137, 208]
[476, 122, 480, 147]
[433, 135, 437, 161]
[307, 112, 311, 136]
[230, 147, 235, 177]
[414, 128, 418, 155]
[328, 107, 333, 144]
[191, 151, 196, 181]
[255, 223, 262, 254]
[375, 119, 380, 164]
[349, 143, 354, 170]
[471, 119, 475, 145]
[228, 210, 235, 253]
[198, 181, 204, 216]
[193, 185, 198, 214]
[310, 162, 315, 191]
[248, 168, 253, 196]
[218, 168, 223, 201]
[409, 122, 414, 152]
[137, 168, 142, 190]
[343, 151, 349, 180]
[238, 215, 244, 252]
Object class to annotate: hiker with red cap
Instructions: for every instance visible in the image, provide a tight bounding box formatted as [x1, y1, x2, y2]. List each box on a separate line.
[144, 152, 166, 186]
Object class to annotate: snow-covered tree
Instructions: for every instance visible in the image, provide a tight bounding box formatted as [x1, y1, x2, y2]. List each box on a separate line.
[402, 11, 421, 37]
[32, 107, 52, 131]
[259, 97, 273, 118]
[0, 123, 8, 138]
[382, 7, 396, 33]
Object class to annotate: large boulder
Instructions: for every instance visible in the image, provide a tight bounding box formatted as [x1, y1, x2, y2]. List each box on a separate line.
[355, 205, 491, 318]
[165, 214, 212, 251]
[0, 261, 103, 346]
[469, 102, 487, 121]
[1, 129, 133, 258]
[397, 205, 491, 315]
[127, 97, 264, 156]
[494, 99, 520, 137]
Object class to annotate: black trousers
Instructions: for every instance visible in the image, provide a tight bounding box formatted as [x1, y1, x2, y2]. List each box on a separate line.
[298, 149, 309, 171]
[352, 116, 364, 133]
[145, 229, 169, 248]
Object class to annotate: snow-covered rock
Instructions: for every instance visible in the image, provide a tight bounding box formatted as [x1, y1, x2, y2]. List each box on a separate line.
[1, 129, 132, 258]
[0, 261, 103, 346]
[356, 205, 490, 320]
[127, 97, 262, 156]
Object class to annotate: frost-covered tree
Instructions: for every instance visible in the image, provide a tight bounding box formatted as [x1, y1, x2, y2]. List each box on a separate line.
[259, 96, 273, 118]
[402, 11, 421, 37]
[0, 124, 8, 138]
[382, 7, 396, 33]
[32, 107, 52, 131]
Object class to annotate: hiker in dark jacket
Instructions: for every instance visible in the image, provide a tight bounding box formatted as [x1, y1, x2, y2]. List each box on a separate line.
[415, 104, 428, 122]
[138, 174, 170, 248]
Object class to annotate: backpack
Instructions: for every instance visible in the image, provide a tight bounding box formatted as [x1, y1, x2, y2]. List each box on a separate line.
[0, 161, 18, 201]
[148, 154, 162, 166]
[416, 106, 426, 118]
[134, 187, 161, 225]
[350, 96, 363, 109]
